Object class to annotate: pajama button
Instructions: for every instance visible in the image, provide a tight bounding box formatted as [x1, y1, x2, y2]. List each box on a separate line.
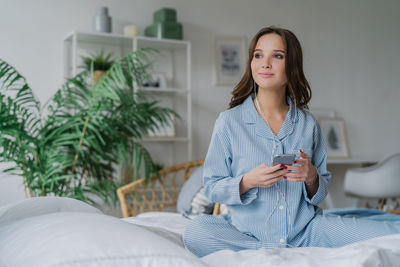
[279, 205, 284, 210]
[280, 238, 285, 244]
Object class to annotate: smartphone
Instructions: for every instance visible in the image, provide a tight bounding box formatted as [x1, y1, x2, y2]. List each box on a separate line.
[272, 154, 296, 166]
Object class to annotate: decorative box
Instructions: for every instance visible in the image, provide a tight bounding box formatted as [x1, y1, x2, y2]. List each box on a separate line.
[154, 8, 177, 23]
[145, 21, 183, 40]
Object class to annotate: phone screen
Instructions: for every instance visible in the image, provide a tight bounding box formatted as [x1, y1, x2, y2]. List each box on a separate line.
[272, 154, 296, 166]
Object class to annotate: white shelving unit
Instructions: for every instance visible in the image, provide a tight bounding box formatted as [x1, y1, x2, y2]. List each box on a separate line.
[63, 31, 192, 167]
[327, 158, 377, 165]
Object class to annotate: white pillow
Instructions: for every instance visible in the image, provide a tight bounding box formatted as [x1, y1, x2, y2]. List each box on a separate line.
[0, 196, 102, 223]
[191, 188, 213, 214]
[176, 165, 205, 214]
[0, 198, 206, 267]
[176, 165, 214, 215]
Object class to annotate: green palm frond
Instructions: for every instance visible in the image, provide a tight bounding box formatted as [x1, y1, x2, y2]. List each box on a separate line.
[0, 59, 41, 134]
[0, 60, 42, 194]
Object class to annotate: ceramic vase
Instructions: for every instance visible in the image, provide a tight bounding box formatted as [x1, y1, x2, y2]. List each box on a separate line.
[93, 7, 112, 33]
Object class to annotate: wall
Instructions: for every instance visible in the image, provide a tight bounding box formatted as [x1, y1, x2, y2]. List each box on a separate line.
[1, 0, 399, 206]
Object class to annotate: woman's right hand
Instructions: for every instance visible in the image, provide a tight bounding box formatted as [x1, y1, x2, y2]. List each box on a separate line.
[239, 163, 289, 194]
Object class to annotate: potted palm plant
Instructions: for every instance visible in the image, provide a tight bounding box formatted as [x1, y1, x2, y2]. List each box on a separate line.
[80, 49, 115, 84]
[0, 49, 176, 207]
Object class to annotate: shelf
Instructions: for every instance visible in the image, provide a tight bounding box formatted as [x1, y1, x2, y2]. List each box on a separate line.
[327, 158, 378, 165]
[141, 137, 189, 142]
[64, 31, 189, 50]
[135, 36, 189, 50]
[64, 31, 132, 47]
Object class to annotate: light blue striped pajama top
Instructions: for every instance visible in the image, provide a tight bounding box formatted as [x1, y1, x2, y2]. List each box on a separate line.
[183, 95, 400, 257]
[202, 95, 330, 244]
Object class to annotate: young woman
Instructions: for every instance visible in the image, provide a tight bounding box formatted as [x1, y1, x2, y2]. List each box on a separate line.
[183, 26, 400, 257]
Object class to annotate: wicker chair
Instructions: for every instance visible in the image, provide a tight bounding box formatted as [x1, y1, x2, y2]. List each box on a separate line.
[117, 159, 223, 218]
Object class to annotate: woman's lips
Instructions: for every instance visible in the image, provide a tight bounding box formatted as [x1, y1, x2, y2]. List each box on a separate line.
[258, 72, 274, 78]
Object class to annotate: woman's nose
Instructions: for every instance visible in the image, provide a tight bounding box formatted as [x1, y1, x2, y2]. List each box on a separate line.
[261, 56, 271, 68]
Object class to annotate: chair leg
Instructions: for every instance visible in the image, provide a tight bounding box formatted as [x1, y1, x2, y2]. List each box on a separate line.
[212, 203, 220, 216]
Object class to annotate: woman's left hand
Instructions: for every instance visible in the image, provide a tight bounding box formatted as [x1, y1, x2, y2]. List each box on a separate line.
[284, 149, 317, 184]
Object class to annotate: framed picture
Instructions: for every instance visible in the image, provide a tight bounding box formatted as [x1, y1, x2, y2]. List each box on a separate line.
[142, 72, 167, 88]
[319, 118, 349, 158]
[214, 36, 247, 85]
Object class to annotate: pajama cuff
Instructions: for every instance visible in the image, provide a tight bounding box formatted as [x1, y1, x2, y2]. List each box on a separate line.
[303, 172, 325, 205]
[234, 175, 258, 205]
[208, 175, 259, 205]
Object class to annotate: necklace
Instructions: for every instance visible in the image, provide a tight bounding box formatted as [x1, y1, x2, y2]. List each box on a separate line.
[254, 95, 278, 161]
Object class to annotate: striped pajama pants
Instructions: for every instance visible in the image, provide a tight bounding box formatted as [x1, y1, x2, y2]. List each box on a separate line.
[183, 213, 400, 257]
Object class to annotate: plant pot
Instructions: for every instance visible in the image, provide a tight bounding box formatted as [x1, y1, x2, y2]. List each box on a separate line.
[93, 70, 106, 84]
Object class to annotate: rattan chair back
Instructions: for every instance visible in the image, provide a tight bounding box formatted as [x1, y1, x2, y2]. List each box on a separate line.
[117, 160, 204, 218]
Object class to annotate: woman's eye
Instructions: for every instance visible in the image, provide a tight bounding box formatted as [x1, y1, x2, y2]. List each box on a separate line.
[274, 54, 284, 59]
[254, 53, 263, 59]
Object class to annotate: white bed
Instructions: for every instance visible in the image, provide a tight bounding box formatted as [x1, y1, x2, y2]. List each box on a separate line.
[1, 197, 400, 267]
[127, 212, 400, 267]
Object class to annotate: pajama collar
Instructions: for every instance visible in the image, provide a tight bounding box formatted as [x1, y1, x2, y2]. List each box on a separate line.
[240, 95, 298, 141]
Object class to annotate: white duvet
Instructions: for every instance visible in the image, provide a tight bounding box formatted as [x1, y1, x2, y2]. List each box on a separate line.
[128, 212, 400, 267]
[203, 235, 400, 267]
[1, 197, 400, 267]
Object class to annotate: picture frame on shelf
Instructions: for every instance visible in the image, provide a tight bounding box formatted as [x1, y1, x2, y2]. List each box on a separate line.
[214, 36, 247, 86]
[142, 72, 167, 88]
[318, 118, 349, 158]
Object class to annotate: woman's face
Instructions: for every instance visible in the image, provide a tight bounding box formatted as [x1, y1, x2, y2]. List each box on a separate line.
[251, 33, 287, 92]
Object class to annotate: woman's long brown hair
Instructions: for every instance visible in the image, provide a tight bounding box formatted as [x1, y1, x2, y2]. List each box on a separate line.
[229, 27, 311, 109]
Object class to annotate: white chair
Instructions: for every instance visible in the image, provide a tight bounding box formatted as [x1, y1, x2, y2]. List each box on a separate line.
[344, 153, 400, 214]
